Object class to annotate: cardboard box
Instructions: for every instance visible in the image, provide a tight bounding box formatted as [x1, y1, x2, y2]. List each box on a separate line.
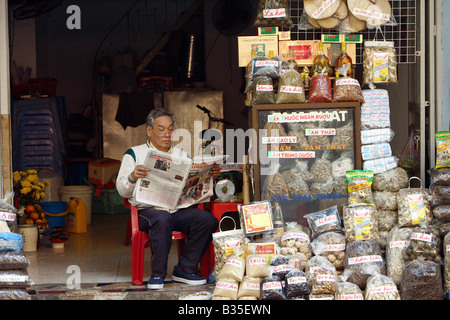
[88, 158, 121, 186]
[237, 35, 279, 67]
[278, 40, 320, 66]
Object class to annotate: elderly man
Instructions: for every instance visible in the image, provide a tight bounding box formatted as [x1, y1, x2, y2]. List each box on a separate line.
[116, 108, 220, 289]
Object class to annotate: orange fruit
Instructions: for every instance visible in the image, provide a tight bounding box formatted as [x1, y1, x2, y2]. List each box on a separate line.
[25, 205, 35, 214]
[30, 212, 39, 220]
[25, 218, 34, 225]
[34, 204, 41, 210]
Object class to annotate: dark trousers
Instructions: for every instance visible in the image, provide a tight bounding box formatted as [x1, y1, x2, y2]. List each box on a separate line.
[138, 206, 218, 278]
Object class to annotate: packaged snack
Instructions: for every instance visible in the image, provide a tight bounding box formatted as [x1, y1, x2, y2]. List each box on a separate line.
[363, 41, 398, 85]
[238, 201, 274, 236]
[212, 228, 247, 276]
[343, 205, 380, 243]
[254, 0, 293, 28]
[346, 170, 374, 206]
[435, 131, 450, 169]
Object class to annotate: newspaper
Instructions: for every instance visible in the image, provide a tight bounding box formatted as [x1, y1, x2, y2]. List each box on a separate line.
[135, 148, 225, 210]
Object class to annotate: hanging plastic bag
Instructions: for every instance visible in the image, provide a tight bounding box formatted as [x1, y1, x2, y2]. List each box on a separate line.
[363, 40, 398, 85]
[254, 0, 293, 28]
[397, 177, 432, 228]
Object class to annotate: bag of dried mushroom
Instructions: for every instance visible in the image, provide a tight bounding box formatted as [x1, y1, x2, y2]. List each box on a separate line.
[343, 204, 380, 243]
[364, 267, 401, 300]
[372, 191, 397, 211]
[311, 232, 346, 272]
[397, 178, 432, 228]
[333, 64, 364, 102]
[276, 68, 306, 104]
[430, 184, 450, 206]
[372, 166, 409, 192]
[280, 222, 313, 259]
[400, 259, 444, 300]
[403, 225, 442, 264]
[305, 205, 345, 239]
[344, 239, 386, 290]
[335, 277, 364, 300]
[430, 167, 450, 185]
[346, 170, 374, 206]
[306, 256, 337, 296]
[212, 228, 247, 276]
[386, 226, 413, 287]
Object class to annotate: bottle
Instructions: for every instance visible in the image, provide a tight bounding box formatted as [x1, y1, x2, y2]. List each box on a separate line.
[272, 202, 285, 241]
[312, 42, 333, 75]
[335, 42, 354, 78]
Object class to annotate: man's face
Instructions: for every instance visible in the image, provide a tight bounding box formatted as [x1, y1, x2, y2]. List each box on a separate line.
[147, 115, 175, 152]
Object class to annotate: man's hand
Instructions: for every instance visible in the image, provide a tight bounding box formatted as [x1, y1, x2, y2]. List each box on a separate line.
[130, 165, 149, 181]
[210, 165, 221, 180]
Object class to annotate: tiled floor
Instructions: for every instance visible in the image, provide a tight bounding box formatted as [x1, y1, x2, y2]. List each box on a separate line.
[25, 212, 179, 285]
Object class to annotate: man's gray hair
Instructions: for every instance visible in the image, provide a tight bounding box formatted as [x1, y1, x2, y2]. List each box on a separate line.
[146, 108, 176, 127]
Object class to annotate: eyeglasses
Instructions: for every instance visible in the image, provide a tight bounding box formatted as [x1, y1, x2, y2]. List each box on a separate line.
[152, 127, 176, 136]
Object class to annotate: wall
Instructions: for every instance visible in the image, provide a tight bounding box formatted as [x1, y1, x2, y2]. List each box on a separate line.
[442, 0, 450, 130]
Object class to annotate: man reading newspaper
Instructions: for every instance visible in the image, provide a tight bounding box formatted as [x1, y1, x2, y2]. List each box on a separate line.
[117, 108, 220, 289]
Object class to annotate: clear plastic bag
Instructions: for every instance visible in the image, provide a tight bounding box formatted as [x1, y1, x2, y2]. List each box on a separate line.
[403, 225, 442, 264]
[285, 268, 310, 299]
[305, 256, 337, 296]
[363, 41, 398, 85]
[311, 232, 346, 272]
[376, 209, 397, 232]
[430, 167, 450, 186]
[0, 269, 32, 288]
[400, 259, 444, 300]
[246, 254, 270, 278]
[386, 226, 413, 286]
[237, 276, 261, 300]
[372, 167, 409, 192]
[270, 254, 292, 280]
[432, 205, 450, 222]
[280, 222, 312, 259]
[0, 289, 31, 300]
[397, 178, 432, 228]
[333, 65, 364, 102]
[0, 233, 23, 252]
[444, 232, 450, 292]
[212, 228, 247, 276]
[335, 280, 364, 300]
[343, 205, 380, 243]
[0, 251, 30, 270]
[251, 76, 276, 105]
[344, 239, 385, 290]
[254, 0, 293, 28]
[307, 72, 333, 103]
[260, 275, 286, 300]
[212, 277, 239, 300]
[276, 68, 306, 104]
[430, 184, 450, 206]
[365, 272, 400, 300]
[372, 191, 397, 211]
[251, 56, 282, 79]
[305, 205, 344, 239]
[217, 254, 246, 282]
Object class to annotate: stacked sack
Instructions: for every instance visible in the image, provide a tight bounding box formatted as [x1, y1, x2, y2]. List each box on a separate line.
[430, 131, 450, 295]
[0, 193, 32, 300]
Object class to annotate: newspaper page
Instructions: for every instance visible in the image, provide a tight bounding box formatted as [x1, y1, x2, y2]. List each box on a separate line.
[135, 149, 225, 210]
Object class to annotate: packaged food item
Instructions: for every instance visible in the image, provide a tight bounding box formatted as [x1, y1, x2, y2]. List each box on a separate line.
[212, 229, 247, 276]
[346, 170, 374, 206]
[247, 236, 279, 267]
[430, 184, 450, 206]
[372, 167, 409, 192]
[270, 254, 292, 280]
[306, 256, 337, 296]
[310, 158, 332, 184]
[365, 272, 400, 300]
[397, 179, 432, 228]
[307, 71, 333, 103]
[361, 143, 392, 161]
[344, 239, 385, 290]
[280, 222, 312, 259]
[333, 65, 364, 102]
[276, 68, 306, 104]
[361, 128, 395, 145]
[386, 226, 413, 286]
[0, 289, 31, 300]
[0, 233, 23, 252]
[361, 88, 391, 130]
[237, 276, 261, 300]
[403, 225, 442, 264]
[0, 192, 18, 233]
[335, 280, 364, 300]
[262, 164, 289, 201]
[435, 131, 450, 169]
[216, 254, 246, 282]
[444, 232, 450, 292]
[311, 232, 346, 271]
[251, 76, 276, 105]
[305, 205, 344, 239]
[0, 251, 30, 270]
[363, 41, 398, 85]
[432, 205, 450, 222]
[251, 56, 282, 79]
[343, 205, 379, 243]
[372, 191, 397, 211]
[212, 278, 239, 300]
[254, 0, 293, 28]
[363, 156, 398, 175]
[245, 254, 270, 278]
[285, 268, 310, 299]
[430, 167, 450, 185]
[400, 259, 444, 300]
[239, 201, 274, 236]
[260, 275, 286, 300]
[376, 209, 397, 232]
[0, 269, 32, 288]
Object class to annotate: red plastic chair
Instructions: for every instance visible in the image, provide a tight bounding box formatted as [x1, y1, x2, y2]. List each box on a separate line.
[123, 199, 212, 285]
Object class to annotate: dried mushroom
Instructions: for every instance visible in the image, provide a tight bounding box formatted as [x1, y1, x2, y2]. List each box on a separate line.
[397, 188, 432, 228]
[306, 256, 337, 296]
[403, 225, 442, 264]
[372, 167, 409, 192]
[365, 273, 400, 300]
[343, 205, 380, 243]
[311, 232, 346, 271]
[386, 226, 413, 287]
